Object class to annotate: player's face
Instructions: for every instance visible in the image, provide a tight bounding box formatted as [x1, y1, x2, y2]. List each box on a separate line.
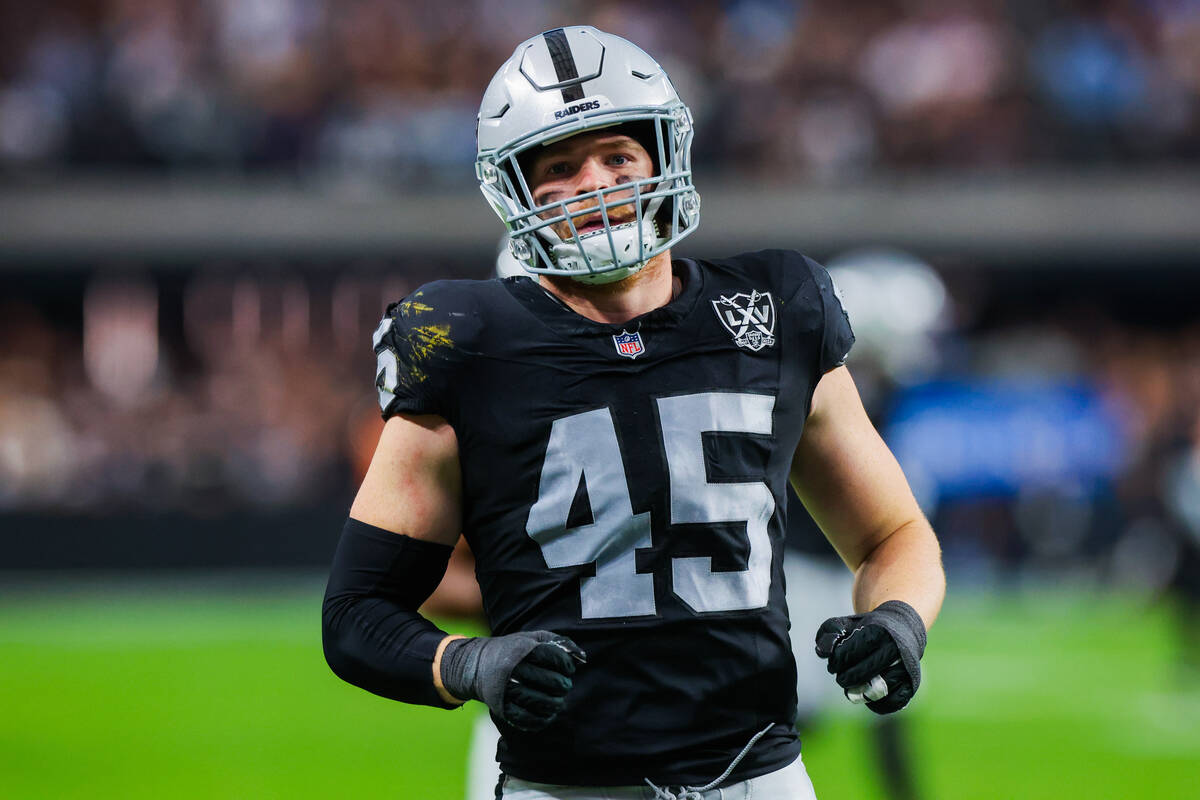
[526, 132, 654, 241]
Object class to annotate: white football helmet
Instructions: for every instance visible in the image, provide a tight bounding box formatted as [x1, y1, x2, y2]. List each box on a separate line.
[476, 26, 700, 284]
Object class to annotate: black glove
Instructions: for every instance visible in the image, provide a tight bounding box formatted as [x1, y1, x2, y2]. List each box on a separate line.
[439, 631, 586, 731]
[815, 600, 926, 714]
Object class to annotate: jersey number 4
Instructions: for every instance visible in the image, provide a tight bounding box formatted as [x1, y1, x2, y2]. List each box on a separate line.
[526, 392, 776, 620]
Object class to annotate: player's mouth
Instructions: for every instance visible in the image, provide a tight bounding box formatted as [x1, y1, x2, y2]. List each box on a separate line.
[574, 213, 633, 235]
[569, 212, 606, 234]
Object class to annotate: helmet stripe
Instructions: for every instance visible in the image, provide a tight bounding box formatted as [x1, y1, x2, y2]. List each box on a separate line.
[542, 28, 586, 103]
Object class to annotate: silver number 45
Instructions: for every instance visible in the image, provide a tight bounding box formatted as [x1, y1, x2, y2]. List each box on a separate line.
[526, 392, 776, 619]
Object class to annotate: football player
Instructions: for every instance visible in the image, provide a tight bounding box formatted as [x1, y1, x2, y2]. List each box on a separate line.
[323, 26, 945, 799]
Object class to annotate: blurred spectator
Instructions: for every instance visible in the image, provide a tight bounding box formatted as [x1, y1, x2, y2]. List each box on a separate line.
[858, 0, 1026, 166]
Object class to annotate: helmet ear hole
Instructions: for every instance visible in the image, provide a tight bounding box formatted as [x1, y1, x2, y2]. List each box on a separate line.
[505, 156, 533, 207]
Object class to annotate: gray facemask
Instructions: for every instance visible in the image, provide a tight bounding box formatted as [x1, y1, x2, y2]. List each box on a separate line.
[476, 26, 701, 283]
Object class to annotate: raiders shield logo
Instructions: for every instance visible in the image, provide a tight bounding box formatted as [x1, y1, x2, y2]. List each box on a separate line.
[712, 290, 776, 351]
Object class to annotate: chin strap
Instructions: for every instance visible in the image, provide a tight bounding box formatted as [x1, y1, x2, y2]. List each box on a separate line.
[643, 723, 774, 799]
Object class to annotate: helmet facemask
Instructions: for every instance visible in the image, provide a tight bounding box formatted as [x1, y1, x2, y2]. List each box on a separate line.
[475, 28, 700, 284]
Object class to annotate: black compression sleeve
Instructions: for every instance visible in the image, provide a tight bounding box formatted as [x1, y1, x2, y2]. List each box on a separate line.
[321, 518, 460, 709]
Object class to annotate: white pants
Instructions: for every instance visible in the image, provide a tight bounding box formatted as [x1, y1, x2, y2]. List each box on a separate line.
[499, 753, 817, 799]
[466, 712, 503, 800]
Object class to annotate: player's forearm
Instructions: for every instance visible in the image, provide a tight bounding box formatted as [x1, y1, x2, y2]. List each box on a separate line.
[322, 592, 457, 707]
[851, 520, 945, 629]
[321, 518, 462, 708]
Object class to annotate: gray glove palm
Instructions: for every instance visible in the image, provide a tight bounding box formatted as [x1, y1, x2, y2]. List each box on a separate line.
[440, 631, 586, 731]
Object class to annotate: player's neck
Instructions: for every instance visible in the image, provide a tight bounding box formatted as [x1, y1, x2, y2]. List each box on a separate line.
[538, 251, 678, 325]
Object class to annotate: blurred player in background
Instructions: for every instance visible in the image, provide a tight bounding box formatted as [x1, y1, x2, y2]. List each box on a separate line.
[324, 27, 944, 798]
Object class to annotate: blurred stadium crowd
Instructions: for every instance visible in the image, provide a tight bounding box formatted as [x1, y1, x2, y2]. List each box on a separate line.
[1, 260, 1198, 600]
[0, 268, 415, 515]
[2, 0, 1199, 177]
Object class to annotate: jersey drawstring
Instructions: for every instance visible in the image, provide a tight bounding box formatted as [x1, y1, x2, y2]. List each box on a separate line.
[643, 723, 774, 800]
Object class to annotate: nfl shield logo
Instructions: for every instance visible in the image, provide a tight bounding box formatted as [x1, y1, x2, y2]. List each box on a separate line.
[712, 290, 777, 351]
[612, 330, 645, 359]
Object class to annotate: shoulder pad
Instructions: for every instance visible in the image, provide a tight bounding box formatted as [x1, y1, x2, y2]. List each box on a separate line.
[373, 280, 491, 419]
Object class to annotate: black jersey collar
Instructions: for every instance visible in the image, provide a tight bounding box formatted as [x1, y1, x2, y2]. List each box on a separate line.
[504, 259, 705, 338]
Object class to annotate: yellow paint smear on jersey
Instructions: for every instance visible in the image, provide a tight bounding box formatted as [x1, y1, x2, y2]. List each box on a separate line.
[404, 323, 453, 384]
[400, 301, 434, 316]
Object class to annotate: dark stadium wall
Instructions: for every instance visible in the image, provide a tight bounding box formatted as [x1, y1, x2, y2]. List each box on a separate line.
[1, 507, 348, 570]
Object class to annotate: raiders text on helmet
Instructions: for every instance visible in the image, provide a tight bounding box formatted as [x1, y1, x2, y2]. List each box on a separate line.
[476, 27, 700, 284]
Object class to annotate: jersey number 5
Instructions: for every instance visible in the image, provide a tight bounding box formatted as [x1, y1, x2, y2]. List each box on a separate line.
[526, 392, 776, 620]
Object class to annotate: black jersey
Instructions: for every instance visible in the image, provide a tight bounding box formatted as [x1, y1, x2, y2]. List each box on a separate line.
[372, 249, 854, 787]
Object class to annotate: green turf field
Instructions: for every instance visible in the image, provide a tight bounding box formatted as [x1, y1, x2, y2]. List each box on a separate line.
[1, 575, 1197, 799]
